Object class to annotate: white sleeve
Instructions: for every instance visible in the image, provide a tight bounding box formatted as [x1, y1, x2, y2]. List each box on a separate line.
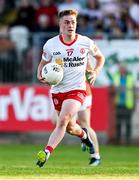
[89, 40, 99, 57]
[42, 42, 52, 61]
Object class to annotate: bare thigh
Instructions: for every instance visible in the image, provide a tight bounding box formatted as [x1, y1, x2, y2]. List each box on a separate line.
[59, 99, 81, 120]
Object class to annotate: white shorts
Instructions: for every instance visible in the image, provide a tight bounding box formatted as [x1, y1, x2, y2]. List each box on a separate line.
[79, 95, 92, 111]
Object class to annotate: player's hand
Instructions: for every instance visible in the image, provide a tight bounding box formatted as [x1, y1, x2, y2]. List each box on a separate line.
[37, 74, 50, 85]
[87, 70, 97, 87]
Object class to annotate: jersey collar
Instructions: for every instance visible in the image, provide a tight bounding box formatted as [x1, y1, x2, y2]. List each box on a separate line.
[59, 34, 78, 46]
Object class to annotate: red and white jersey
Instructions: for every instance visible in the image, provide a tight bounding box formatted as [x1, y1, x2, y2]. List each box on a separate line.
[42, 34, 97, 93]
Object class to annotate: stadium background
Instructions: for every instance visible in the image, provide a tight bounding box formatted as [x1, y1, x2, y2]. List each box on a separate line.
[0, 0, 139, 145]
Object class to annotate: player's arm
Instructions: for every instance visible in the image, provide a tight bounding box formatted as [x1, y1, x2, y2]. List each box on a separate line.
[37, 42, 52, 84]
[88, 44, 105, 86]
[37, 59, 51, 83]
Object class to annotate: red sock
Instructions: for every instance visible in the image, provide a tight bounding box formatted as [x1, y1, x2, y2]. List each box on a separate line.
[78, 130, 85, 138]
[45, 146, 54, 153]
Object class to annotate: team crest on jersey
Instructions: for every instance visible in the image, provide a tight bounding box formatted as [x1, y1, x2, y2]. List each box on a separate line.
[55, 58, 63, 66]
[80, 48, 85, 54]
[66, 48, 74, 56]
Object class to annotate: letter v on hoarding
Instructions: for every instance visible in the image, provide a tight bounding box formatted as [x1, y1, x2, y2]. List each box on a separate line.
[10, 88, 34, 121]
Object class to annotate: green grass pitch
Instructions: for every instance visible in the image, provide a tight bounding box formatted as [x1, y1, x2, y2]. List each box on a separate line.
[0, 144, 139, 180]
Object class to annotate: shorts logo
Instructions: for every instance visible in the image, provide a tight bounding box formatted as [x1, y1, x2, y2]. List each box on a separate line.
[53, 98, 59, 105]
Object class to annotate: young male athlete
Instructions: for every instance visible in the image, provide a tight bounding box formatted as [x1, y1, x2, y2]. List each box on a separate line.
[52, 81, 101, 166]
[36, 9, 105, 167]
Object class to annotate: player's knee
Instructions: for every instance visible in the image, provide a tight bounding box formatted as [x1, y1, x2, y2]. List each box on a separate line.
[58, 114, 70, 128]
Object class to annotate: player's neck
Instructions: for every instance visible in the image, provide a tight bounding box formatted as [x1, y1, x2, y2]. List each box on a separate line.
[61, 33, 76, 43]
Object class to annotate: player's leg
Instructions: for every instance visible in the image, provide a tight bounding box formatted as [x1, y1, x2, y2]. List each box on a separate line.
[78, 108, 101, 166]
[37, 98, 95, 167]
[52, 109, 81, 131]
[47, 99, 94, 149]
[78, 108, 99, 152]
[66, 114, 82, 135]
[66, 113, 95, 148]
[52, 108, 94, 148]
[36, 99, 83, 167]
[46, 99, 81, 148]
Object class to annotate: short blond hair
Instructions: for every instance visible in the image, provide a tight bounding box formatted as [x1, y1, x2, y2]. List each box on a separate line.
[58, 9, 78, 19]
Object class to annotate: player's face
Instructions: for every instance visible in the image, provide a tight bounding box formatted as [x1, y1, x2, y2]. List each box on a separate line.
[59, 15, 77, 36]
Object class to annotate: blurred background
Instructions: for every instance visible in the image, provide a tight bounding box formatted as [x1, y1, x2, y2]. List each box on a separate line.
[0, 0, 139, 145]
